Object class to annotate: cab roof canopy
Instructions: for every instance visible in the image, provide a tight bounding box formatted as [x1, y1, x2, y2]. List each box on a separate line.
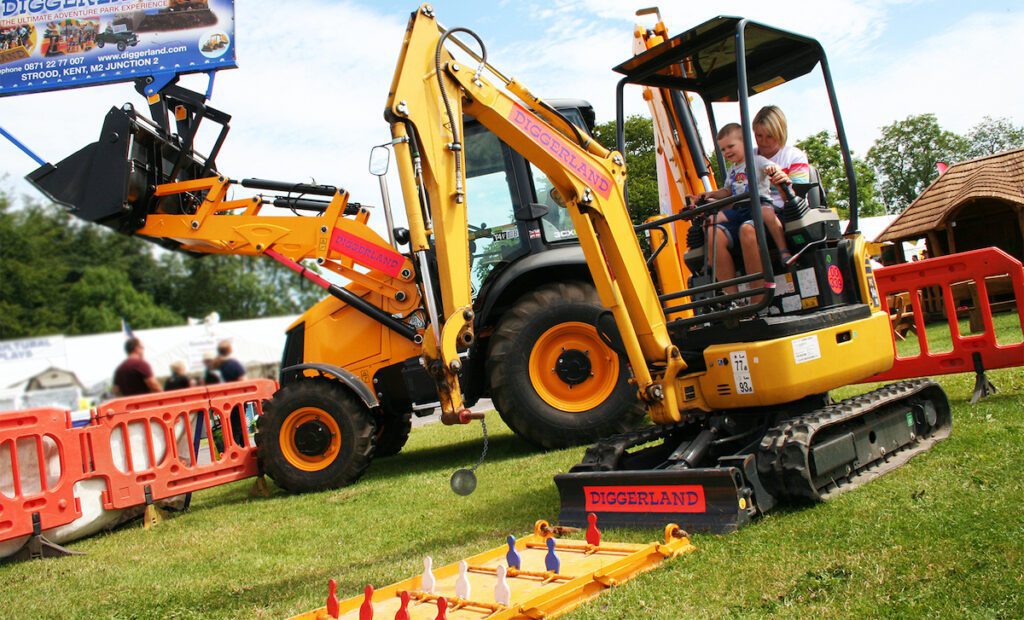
[613, 16, 823, 101]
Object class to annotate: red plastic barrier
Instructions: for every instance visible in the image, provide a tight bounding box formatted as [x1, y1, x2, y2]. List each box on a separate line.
[863, 248, 1024, 383]
[0, 379, 276, 547]
[89, 380, 274, 509]
[0, 408, 86, 542]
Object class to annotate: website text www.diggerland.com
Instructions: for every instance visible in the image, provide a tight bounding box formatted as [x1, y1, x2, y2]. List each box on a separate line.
[17, 44, 187, 80]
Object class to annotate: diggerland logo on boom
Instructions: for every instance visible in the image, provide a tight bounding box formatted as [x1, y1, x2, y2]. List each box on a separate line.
[584, 485, 706, 513]
[508, 103, 613, 199]
[330, 228, 405, 278]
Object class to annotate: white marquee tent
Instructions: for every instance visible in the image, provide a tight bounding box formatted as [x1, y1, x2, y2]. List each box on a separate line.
[0, 314, 298, 409]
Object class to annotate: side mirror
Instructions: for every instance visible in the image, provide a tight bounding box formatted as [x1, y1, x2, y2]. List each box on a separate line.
[517, 202, 549, 221]
[369, 145, 390, 176]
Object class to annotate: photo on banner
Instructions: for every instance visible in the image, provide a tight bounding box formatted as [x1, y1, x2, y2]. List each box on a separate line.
[0, 0, 236, 97]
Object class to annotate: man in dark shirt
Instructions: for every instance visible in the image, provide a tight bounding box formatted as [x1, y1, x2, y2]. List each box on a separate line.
[112, 337, 162, 396]
[216, 340, 247, 382]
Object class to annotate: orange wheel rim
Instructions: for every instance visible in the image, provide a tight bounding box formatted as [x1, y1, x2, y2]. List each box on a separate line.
[279, 407, 342, 472]
[528, 321, 619, 412]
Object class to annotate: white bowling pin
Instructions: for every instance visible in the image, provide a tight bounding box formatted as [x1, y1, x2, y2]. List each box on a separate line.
[421, 555, 436, 594]
[494, 563, 512, 606]
[455, 560, 471, 600]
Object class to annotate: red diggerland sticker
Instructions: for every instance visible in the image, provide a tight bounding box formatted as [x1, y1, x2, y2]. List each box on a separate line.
[508, 103, 613, 199]
[330, 228, 405, 278]
[584, 485, 706, 513]
[827, 264, 844, 294]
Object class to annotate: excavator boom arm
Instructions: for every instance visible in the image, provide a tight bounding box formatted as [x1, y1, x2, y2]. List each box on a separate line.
[386, 6, 685, 422]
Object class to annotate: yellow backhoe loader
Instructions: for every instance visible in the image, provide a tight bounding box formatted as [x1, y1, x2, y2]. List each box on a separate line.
[28, 24, 643, 495]
[29, 5, 949, 531]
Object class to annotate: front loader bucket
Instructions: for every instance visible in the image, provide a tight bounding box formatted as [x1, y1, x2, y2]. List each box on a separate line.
[555, 467, 760, 534]
[27, 105, 208, 250]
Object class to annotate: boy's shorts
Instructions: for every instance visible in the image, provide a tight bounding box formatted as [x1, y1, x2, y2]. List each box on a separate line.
[713, 198, 777, 249]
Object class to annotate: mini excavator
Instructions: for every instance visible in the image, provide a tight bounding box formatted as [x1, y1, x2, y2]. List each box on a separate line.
[28, 5, 950, 533]
[555, 13, 951, 531]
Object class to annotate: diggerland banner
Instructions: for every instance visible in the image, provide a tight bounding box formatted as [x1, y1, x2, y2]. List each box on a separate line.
[0, 0, 235, 97]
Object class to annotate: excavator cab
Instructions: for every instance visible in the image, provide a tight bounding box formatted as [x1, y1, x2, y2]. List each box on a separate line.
[614, 16, 858, 328]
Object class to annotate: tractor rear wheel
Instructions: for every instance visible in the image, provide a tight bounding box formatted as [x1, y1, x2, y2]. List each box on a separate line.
[373, 410, 413, 458]
[257, 380, 376, 493]
[487, 281, 645, 449]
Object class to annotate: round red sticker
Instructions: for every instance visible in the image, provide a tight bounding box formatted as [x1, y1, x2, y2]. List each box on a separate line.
[827, 264, 844, 294]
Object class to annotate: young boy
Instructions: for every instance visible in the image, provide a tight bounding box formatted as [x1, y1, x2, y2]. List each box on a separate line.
[695, 123, 791, 302]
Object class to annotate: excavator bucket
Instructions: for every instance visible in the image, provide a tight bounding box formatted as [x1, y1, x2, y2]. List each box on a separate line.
[556, 462, 766, 534]
[27, 104, 208, 249]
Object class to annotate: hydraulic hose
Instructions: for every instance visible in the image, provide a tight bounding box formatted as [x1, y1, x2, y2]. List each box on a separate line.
[435, 26, 487, 204]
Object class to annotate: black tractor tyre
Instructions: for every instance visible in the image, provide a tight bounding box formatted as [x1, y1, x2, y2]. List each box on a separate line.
[97, 40, 105, 48]
[256, 380, 376, 493]
[117, 41, 126, 51]
[486, 281, 646, 450]
[373, 410, 413, 458]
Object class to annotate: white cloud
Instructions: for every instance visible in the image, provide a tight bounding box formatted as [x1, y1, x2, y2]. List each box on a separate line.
[0, 1, 407, 240]
[2, 0, 1021, 221]
[491, 1, 1022, 155]
[840, 11, 1024, 149]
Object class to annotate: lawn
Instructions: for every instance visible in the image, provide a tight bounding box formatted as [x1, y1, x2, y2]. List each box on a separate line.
[1, 317, 1021, 619]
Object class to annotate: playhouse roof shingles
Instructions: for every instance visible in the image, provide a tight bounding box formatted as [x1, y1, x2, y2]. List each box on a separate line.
[877, 148, 1024, 242]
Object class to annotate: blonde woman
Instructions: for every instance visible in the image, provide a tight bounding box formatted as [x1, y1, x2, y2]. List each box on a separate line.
[753, 105, 810, 209]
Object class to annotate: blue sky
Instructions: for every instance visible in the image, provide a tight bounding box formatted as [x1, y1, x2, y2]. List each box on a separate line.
[2, 1, 1022, 219]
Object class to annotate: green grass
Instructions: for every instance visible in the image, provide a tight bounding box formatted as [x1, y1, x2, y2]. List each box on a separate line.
[894, 310, 1022, 358]
[1, 318, 1022, 619]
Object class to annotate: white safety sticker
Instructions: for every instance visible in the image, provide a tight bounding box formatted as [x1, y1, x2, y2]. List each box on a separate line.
[797, 267, 819, 298]
[774, 273, 796, 295]
[730, 351, 754, 394]
[781, 294, 802, 314]
[792, 335, 822, 364]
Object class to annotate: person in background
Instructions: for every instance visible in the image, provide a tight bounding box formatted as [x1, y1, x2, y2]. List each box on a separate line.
[202, 351, 223, 385]
[112, 337, 161, 397]
[216, 339, 247, 382]
[164, 360, 194, 391]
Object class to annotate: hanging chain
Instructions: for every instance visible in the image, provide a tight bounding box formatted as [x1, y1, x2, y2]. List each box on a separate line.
[470, 417, 488, 472]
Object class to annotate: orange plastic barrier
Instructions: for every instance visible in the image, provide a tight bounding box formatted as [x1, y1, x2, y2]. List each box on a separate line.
[0, 379, 275, 550]
[863, 248, 1024, 384]
[0, 407, 86, 543]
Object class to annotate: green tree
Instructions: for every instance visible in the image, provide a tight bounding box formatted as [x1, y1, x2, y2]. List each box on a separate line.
[796, 131, 884, 218]
[964, 116, 1024, 159]
[592, 115, 659, 225]
[65, 266, 180, 334]
[0, 198, 181, 338]
[0, 189, 327, 339]
[162, 254, 324, 321]
[866, 114, 969, 214]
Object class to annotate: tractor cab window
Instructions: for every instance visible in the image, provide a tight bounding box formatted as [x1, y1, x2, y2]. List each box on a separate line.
[529, 107, 589, 244]
[464, 122, 524, 294]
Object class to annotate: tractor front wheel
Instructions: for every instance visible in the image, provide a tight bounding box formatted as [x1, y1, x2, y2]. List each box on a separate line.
[487, 281, 645, 449]
[257, 380, 376, 493]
